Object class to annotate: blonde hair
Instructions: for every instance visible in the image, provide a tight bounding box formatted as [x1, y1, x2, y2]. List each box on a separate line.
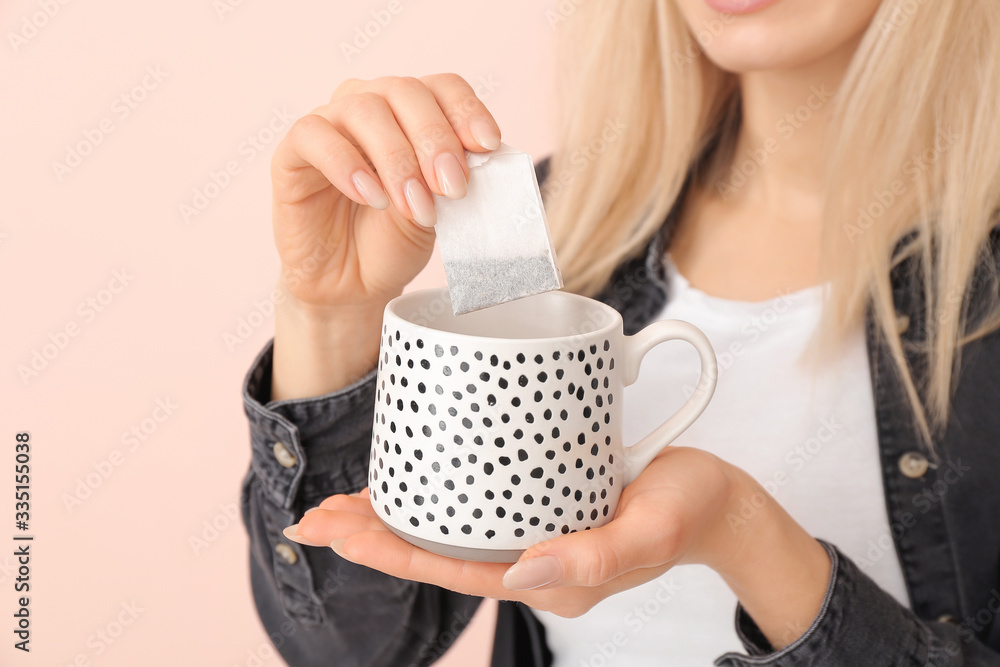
[545, 0, 1000, 443]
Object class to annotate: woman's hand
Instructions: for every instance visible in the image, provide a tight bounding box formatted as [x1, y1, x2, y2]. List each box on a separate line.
[284, 447, 832, 649]
[268, 75, 502, 399]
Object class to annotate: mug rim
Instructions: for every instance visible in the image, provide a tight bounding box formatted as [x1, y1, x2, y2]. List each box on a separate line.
[385, 287, 623, 344]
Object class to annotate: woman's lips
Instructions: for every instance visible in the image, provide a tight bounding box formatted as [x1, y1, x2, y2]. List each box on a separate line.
[703, 0, 783, 15]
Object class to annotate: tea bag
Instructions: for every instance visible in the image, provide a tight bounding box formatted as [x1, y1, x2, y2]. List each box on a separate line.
[433, 143, 563, 315]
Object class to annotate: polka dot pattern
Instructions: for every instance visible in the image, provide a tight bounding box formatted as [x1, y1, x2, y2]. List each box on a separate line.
[370, 326, 624, 548]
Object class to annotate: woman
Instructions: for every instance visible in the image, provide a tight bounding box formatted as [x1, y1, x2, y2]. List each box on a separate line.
[240, 0, 1000, 664]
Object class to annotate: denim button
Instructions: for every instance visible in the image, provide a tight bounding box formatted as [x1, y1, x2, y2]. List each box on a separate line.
[899, 451, 929, 478]
[275, 542, 299, 565]
[273, 441, 298, 468]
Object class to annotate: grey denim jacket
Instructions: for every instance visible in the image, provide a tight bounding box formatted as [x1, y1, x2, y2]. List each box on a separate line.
[240, 160, 1000, 666]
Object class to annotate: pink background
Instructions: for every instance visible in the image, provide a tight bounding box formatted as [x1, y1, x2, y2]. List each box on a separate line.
[1, 0, 558, 664]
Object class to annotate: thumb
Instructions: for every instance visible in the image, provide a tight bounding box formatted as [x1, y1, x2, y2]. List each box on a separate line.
[501, 511, 674, 590]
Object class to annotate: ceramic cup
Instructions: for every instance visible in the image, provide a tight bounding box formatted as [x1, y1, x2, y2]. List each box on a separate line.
[369, 287, 717, 562]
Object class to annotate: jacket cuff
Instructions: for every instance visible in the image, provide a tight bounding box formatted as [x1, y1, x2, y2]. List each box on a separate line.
[243, 338, 377, 510]
[715, 540, 928, 666]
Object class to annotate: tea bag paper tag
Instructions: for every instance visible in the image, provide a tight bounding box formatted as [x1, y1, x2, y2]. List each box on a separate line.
[434, 143, 563, 315]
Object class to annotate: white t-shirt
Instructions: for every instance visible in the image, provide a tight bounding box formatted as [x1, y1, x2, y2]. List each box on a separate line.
[531, 257, 910, 666]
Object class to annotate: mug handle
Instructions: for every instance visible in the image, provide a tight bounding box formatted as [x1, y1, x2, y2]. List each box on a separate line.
[620, 320, 718, 485]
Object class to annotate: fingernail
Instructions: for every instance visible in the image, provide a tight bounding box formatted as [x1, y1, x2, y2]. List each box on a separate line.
[351, 171, 390, 210]
[329, 538, 350, 559]
[434, 152, 468, 199]
[469, 117, 501, 151]
[303, 506, 321, 516]
[502, 555, 562, 590]
[282, 524, 327, 548]
[403, 178, 437, 227]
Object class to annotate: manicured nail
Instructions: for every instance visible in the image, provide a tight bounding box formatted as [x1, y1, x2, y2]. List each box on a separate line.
[403, 178, 437, 227]
[502, 555, 562, 590]
[469, 117, 501, 150]
[329, 538, 351, 559]
[282, 524, 327, 548]
[434, 152, 468, 199]
[303, 506, 321, 516]
[351, 171, 390, 210]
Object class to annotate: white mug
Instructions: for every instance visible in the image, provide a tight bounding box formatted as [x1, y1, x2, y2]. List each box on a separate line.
[369, 288, 717, 562]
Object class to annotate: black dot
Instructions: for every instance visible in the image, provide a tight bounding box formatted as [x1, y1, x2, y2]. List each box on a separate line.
[577, 387, 585, 400]
[414, 449, 423, 460]
[490, 355, 499, 366]
[545, 450, 556, 460]
[523, 494, 534, 504]
[473, 508, 483, 518]
[440, 526, 449, 535]
[503, 360, 511, 370]
[420, 359, 430, 370]
[534, 391, 543, 402]
[434, 344, 444, 357]
[474, 436, 483, 445]
[416, 339, 424, 348]
[516, 353, 525, 363]
[503, 489, 513, 499]
[446, 506, 455, 517]
[475, 351, 483, 360]
[555, 369, 564, 380]
[418, 382, 426, 393]
[592, 378, 599, 390]
[525, 413, 535, 424]
[485, 490, 494, 500]
[591, 444, 599, 455]
[518, 375, 528, 387]
[530, 467, 544, 478]
[583, 406, 592, 418]
[518, 449, 529, 461]
[545, 523, 556, 532]
[450, 346, 459, 356]
[484, 462, 494, 474]
[557, 463, 566, 474]
[545, 478, 555, 489]
[480, 372, 490, 382]
[534, 433, 544, 444]
[498, 378, 508, 389]
[512, 512, 523, 522]
[499, 456, 511, 466]
[466, 384, 477, 394]
[422, 425, 432, 437]
[511, 475, 521, 486]
[453, 390, 463, 400]
[432, 462, 441, 472]
[514, 528, 525, 537]
[513, 429, 523, 439]
[435, 385, 444, 395]
[486, 529, 495, 538]
[467, 453, 477, 463]
[461, 525, 472, 534]
[462, 418, 473, 428]
[451, 457, 461, 467]
[444, 480, 455, 490]
[496, 507, 506, 518]
[501, 413, 510, 423]
[460, 362, 469, 372]
[443, 366, 452, 376]
[512, 397, 521, 407]
[414, 495, 425, 505]
[410, 516, 419, 527]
